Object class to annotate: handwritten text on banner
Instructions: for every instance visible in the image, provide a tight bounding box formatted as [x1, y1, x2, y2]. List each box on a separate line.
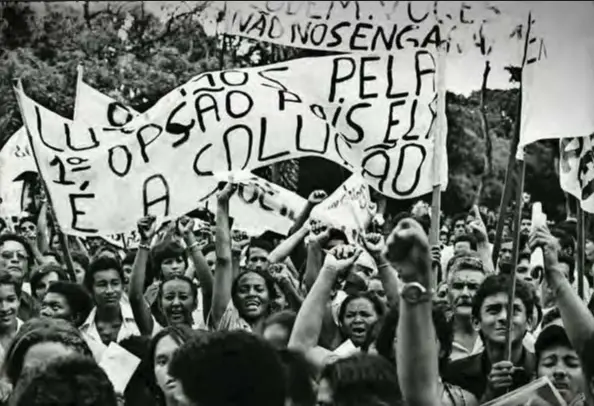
[16, 49, 447, 236]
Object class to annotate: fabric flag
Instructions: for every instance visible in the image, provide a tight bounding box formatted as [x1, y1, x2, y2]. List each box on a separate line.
[559, 136, 594, 213]
[0, 127, 37, 217]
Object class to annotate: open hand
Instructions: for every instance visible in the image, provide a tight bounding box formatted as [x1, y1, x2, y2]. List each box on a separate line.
[468, 205, 488, 244]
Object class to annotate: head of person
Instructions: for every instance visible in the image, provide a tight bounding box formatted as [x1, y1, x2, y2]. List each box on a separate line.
[41, 251, 62, 265]
[368, 277, 387, 307]
[452, 213, 467, 237]
[472, 274, 535, 348]
[558, 254, 576, 285]
[515, 251, 535, 286]
[201, 243, 216, 274]
[317, 353, 402, 406]
[246, 238, 274, 272]
[498, 238, 514, 273]
[3, 317, 93, 386]
[122, 250, 137, 292]
[70, 251, 89, 286]
[324, 228, 349, 250]
[520, 214, 532, 236]
[375, 304, 453, 375]
[453, 234, 477, 256]
[169, 330, 286, 406]
[552, 229, 576, 259]
[231, 269, 277, 323]
[49, 233, 61, 252]
[434, 281, 451, 316]
[157, 275, 197, 327]
[151, 241, 188, 281]
[9, 354, 118, 406]
[585, 236, 594, 263]
[447, 253, 487, 318]
[39, 281, 93, 328]
[535, 323, 585, 405]
[262, 310, 296, 350]
[17, 217, 36, 240]
[278, 349, 316, 406]
[439, 230, 449, 247]
[83, 256, 124, 310]
[29, 264, 68, 300]
[338, 292, 385, 348]
[0, 272, 21, 331]
[0, 234, 33, 283]
[148, 325, 195, 405]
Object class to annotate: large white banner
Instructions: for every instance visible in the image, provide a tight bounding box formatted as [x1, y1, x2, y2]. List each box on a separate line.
[310, 174, 375, 243]
[559, 136, 594, 213]
[519, 2, 594, 147]
[16, 49, 447, 236]
[0, 127, 37, 217]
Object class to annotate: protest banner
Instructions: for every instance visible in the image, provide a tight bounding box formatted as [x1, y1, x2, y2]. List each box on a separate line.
[16, 49, 447, 236]
[208, 171, 307, 235]
[221, 1, 508, 55]
[519, 2, 594, 147]
[559, 136, 594, 214]
[310, 174, 375, 243]
[0, 127, 37, 217]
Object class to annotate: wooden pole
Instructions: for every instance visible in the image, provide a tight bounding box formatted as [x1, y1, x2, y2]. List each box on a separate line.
[577, 204, 585, 299]
[504, 157, 526, 361]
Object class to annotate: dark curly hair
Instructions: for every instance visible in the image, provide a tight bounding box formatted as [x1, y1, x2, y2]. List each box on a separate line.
[231, 269, 278, 321]
[151, 240, 188, 280]
[29, 264, 69, 299]
[169, 330, 286, 406]
[3, 318, 93, 385]
[10, 354, 117, 406]
[471, 273, 535, 323]
[338, 292, 386, 349]
[83, 256, 124, 294]
[319, 353, 402, 406]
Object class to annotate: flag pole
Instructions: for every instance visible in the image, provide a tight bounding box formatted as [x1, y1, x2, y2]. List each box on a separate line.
[577, 203, 585, 299]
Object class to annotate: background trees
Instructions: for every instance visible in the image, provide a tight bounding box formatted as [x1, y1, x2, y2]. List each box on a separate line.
[0, 1, 566, 221]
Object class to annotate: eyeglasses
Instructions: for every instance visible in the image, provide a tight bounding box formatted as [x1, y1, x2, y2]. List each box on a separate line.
[1, 251, 28, 262]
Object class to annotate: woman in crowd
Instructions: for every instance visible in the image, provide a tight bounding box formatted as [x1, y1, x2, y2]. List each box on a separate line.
[148, 325, 195, 406]
[211, 182, 278, 335]
[28, 263, 68, 302]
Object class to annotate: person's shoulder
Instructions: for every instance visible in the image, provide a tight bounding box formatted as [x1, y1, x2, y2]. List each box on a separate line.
[443, 352, 484, 380]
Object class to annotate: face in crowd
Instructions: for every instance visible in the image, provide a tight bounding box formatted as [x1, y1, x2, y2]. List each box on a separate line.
[0, 281, 19, 330]
[498, 241, 513, 272]
[453, 219, 466, 238]
[520, 218, 532, 236]
[247, 246, 270, 273]
[91, 268, 123, 309]
[160, 255, 186, 280]
[339, 296, 380, 347]
[0, 238, 29, 283]
[159, 278, 197, 327]
[515, 256, 536, 287]
[40, 292, 71, 322]
[368, 278, 387, 307]
[204, 249, 216, 274]
[153, 331, 192, 405]
[448, 267, 485, 319]
[19, 221, 36, 240]
[477, 291, 530, 346]
[234, 271, 271, 322]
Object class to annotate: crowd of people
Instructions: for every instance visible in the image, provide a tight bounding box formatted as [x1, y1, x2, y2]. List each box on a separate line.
[0, 183, 592, 406]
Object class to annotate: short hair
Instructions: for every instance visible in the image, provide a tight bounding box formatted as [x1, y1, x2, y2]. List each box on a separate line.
[471, 274, 535, 322]
[517, 251, 531, 264]
[319, 353, 402, 406]
[83, 256, 124, 293]
[201, 243, 215, 257]
[3, 318, 93, 385]
[157, 275, 198, 307]
[0, 272, 22, 298]
[452, 213, 467, 226]
[10, 355, 117, 406]
[247, 238, 274, 258]
[375, 303, 452, 375]
[278, 349, 316, 406]
[446, 252, 486, 279]
[70, 251, 89, 272]
[18, 217, 36, 229]
[169, 330, 286, 406]
[0, 233, 34, 270]
[29, 264, 69, 299]
[453, 234, 477, 251]
[151, 240, 188, 278]
[45, 282, 94, 327]
[263, 310, 297, 332]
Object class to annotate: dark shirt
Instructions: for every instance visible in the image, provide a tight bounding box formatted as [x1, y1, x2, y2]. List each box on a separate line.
[443, 347, 536, 401]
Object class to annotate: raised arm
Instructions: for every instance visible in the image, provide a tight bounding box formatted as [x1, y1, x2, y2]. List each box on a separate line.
[302, 221, 331, 292]
[387, 218, 440, 406]
[129, 216, 157, 336]
[268, 224, 309, 264]
[289, 245, 360, 369]
[288, 190, 327, 236]
[363, 233, 400, 307]
[270, 263, 304, 311]
[210, 182, 237, 327]
[177, 216, 214, 322]
[530, 225, 594, 356]
[468, 206, 495, 273]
